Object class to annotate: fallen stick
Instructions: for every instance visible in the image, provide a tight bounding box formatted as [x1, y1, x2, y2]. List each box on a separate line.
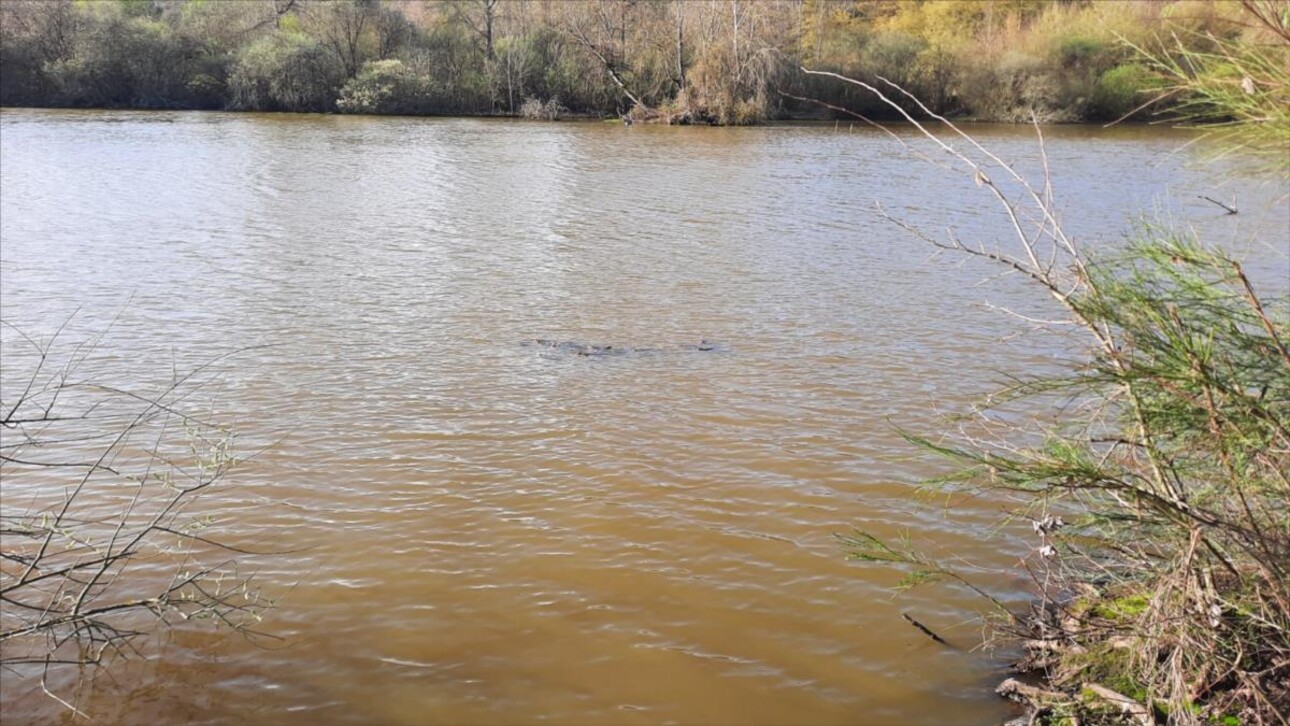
[1023, 638, 1087, 655]
[996, 677, 1067, 705]
[1083, 683, 1155, 725]
[1198, 195, 1238, 214]
[901, 612, 959, 650]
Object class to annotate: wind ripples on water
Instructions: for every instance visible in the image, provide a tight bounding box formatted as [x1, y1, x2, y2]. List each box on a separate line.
[2, 110, 1285, 725]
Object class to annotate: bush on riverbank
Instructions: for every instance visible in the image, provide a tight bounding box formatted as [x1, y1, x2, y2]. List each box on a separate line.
[791, 0, 1252, 123]
[0, 0, 1268, 125]
[923, 235, 1287, 724]
[834, 3, 1289, 723]
[847, 150, 1289, 726]
[337, 59, 428, 115]
[518, 95, 565, 121]
[229, 32, 344, 112]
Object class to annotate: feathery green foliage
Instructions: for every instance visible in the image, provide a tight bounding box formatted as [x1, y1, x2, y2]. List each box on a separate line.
[827, 4, 1289, 722]
[1132, 0, 1290, 173]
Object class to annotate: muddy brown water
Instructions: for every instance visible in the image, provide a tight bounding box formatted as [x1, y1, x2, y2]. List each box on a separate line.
[1, 110, 1286, 725]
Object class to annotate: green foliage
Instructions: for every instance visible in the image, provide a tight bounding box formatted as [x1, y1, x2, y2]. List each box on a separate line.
[840, 531, 1015, 613]
[1089, 63, 1155, 120]
[862, 209, 1288, 726]
[1089, 593, 1150, 620]
[1132, 5, 1290, 174]
[185, 72, 225, 109]
[860, 31, 925, 90]
[1057, 36, 1105, 68]
[960, 50, 1070, 122]
[0, 0, 1277, 124]
[830, 6, 1289, 720]
[114, 0, 162, 20]
[278, 12, 303, 35]
[336, 59, 425, 115]
[229, 33, 343, 112]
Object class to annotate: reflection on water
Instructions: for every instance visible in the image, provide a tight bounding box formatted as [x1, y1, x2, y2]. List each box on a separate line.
[1, 110, 1286, 725]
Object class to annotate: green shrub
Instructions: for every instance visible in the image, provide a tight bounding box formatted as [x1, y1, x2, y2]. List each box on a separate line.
[1089, 64, 1155, 120]
[959, 50, 1074, 122]
[820, 8, 1289, 719]
[0, 0, 1271, 123]
[336, 59, 426, 115]
[860, 31, 926, 89]
[33, 14, 212, 108]
[228, 33, 343, 112]
[1057, 36, 1104, 69]
[518, 96, 565, 121]
[185, 72, 225, 109]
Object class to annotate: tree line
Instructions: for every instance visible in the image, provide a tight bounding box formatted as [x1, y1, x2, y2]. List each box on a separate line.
[0, 0, 1257, 123]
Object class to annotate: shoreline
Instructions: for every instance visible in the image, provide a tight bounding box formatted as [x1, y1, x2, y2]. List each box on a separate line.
[0, 103, 1175, 128]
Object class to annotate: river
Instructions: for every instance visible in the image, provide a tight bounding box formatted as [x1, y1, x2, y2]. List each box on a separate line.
[1, 110, 1286, 725]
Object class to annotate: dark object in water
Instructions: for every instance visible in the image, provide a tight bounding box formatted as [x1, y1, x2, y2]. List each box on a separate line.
[521, 339, 725, 357]
[523, 339, 628, 356]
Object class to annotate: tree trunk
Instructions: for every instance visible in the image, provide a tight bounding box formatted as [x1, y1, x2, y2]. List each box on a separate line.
[674, 0, 685, 93]
[731, 0, 740, 84]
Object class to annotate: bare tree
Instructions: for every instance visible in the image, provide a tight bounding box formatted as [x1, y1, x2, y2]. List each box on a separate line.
[561, 0, 645, 112]
[0, 320, 276, 716]
[730, 0, 740, 85]
[446, 0, 500, 61]
[0, 0, 79, 65]
[268, 0, 299, 29]
[673, 0, 686, 93]
[313, 0, 378, 79]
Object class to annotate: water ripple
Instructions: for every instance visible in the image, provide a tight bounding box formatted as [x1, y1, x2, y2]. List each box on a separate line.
[2, 110, 1285, 725]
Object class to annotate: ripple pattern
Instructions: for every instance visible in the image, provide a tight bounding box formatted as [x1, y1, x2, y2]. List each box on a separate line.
[2, 110, 1286, 725]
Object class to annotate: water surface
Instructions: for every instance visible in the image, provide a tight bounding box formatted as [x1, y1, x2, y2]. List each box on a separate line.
[1, 110, 1286, 725]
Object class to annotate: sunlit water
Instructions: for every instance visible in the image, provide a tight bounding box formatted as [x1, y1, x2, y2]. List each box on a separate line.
[1, 110, 1286, 725]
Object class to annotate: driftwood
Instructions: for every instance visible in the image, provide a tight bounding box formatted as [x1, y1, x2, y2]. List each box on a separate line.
[1023, 638, 1086, 655]
[901, 612, 959, 650]
[1082, 683, 1155, 725]
[997, 677, 1068, 705]
[1198, 194, 1239, 214]
[1017, 638, 1087, 671]
[521, 339, 724, 357]
[997, 677, 1157, 726]
[997, 677, 1067, 726]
